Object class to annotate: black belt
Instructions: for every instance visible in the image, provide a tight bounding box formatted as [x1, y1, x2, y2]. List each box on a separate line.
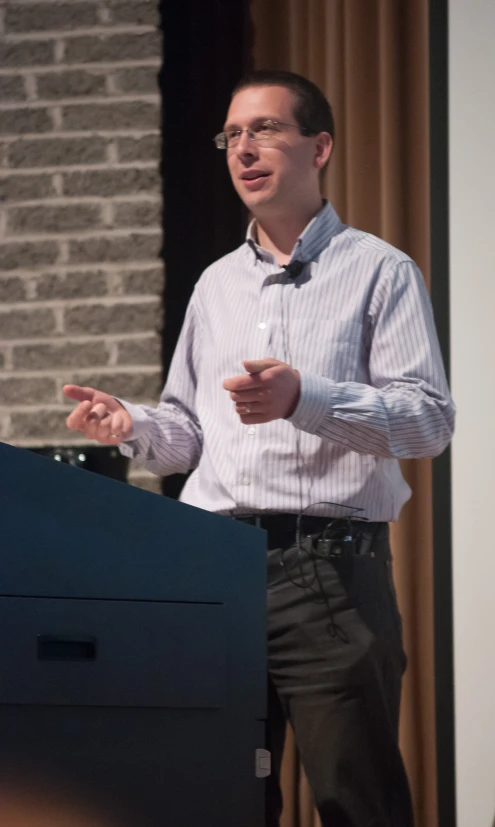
[232, 513, 387, 549]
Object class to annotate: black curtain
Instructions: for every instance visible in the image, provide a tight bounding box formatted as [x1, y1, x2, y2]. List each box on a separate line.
[159, 0, 251, 498]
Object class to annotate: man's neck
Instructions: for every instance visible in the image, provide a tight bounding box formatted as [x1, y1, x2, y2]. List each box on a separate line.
[254, 198, 323, 266]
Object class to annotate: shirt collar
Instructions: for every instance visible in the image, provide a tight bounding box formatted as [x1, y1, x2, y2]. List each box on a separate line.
[245, 200, 343, 266]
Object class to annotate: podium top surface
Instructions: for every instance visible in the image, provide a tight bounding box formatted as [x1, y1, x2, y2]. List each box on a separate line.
[0, 441, 266, 605]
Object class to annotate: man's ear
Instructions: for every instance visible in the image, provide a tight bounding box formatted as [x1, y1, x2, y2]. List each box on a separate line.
[314, 132, 333, 171]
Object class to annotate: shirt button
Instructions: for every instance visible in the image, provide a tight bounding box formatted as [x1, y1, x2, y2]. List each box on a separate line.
[258, 322, 267, 330]
[242, 476, 251, 486]
[247, 427, 256, 435]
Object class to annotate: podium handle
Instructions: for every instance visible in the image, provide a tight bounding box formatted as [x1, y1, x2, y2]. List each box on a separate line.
[37, 635, 97, 661]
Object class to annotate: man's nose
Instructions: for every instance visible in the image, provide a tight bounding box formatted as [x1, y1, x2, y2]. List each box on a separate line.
[235, 129, 258, 157]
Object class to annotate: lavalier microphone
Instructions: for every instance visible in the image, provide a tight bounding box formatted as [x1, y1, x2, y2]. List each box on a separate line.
[282, 260, 307, 280]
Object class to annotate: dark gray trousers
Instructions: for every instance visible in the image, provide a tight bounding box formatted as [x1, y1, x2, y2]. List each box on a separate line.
[265, 524, 414, 827]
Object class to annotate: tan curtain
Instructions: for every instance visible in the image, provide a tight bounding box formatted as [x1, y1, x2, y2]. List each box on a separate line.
[250, 1, 436, 826]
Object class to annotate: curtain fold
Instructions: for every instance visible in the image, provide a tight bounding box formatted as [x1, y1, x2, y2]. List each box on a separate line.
[250, 2, 436, 825]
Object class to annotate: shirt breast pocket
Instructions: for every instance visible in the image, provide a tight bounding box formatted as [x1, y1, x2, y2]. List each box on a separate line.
[289, 318, 364, 381]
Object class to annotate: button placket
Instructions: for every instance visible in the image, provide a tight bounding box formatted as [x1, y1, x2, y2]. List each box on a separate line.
[254, 274, 280, 359]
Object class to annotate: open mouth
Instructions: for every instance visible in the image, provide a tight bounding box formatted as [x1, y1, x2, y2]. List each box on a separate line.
[240, 171, 271, 189]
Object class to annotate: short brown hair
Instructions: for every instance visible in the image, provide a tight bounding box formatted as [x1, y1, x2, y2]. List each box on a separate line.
[232, 69, 335, 140]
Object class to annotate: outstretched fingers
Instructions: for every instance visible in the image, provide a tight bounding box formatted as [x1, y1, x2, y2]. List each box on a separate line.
[66, 399, 93, 431]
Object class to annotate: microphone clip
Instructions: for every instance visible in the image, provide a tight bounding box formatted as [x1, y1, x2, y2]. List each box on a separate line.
[282, 260, 307, 280]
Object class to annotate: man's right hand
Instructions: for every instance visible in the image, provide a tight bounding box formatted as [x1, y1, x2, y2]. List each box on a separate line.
[64, 385, 133, 444]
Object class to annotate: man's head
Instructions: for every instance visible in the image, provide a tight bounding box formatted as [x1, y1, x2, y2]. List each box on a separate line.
[218, 70, 334, 218]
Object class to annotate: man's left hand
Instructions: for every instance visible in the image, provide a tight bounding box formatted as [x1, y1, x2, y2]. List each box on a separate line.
[223, 359, 301, 424]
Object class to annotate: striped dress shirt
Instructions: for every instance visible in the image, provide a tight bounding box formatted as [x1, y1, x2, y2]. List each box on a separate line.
[120, 201, 455, 522]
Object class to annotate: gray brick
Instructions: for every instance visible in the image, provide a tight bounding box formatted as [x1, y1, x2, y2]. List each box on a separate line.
[113, 200, 161, 228]
[37, 70, 107, 101]
[9, 137, 107, 169]
[0, 307, 57, 339]
[63, 167, 159, 197]
[14, 340, 109, 370]
[0, 108, 53, 137]
[65, 300, 161, 335]
[113, 66, 159, 95]
[0, 41, 54, 69]
[70, 370, 161, 401]
[116, 134, 160, 163]
[116, 334, 161, 365]
[0, 376, 57, 405]
[0, 276, 26, 302]
[69, 231, 161, 264]
[36, 270, 107, 300]
[107, 1, 159, 27]
[8, 203, 102, 235]
[5, 3, 99, 34]
[9, 409, 72, 440]
[128, 474, 162, 494]
[63, 100, 160, 132]
[0, 173, 56, 204]
[0, 240, 59, 271]
[120, 266, 164, 295]
[0, 76, 26, 102]
[66, 32, 161, 64]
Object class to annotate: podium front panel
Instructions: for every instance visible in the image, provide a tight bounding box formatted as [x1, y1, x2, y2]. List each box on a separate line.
[0, 442, 267, 827]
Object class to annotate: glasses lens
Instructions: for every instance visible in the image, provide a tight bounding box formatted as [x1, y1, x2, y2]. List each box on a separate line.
[214, 123, 290, 149]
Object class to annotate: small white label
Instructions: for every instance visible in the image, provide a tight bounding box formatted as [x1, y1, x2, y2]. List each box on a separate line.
[255, 748, 271, 778]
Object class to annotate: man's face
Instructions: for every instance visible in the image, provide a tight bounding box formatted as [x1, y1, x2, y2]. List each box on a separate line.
[224, 85, 322, 214]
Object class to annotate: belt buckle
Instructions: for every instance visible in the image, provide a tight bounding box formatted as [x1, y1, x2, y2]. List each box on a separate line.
[235, 514, 262, 529]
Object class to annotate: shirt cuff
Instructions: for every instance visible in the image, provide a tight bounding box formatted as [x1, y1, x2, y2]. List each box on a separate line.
[114, 398, 153, 440]
[286, 372, 334, 433]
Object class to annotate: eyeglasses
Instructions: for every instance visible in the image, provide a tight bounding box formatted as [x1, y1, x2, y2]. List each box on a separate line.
[213, 119, 313, 150]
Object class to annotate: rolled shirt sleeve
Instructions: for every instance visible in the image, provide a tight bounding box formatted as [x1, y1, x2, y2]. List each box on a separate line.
[118, 293, 204, 476]
[288, 261, 455, 459]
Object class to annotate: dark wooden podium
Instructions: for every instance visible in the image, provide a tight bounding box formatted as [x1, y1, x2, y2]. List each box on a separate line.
[0, 441, 267, 826]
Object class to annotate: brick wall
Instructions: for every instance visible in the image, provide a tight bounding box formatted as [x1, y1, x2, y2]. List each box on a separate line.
[0, 0, 164, 493]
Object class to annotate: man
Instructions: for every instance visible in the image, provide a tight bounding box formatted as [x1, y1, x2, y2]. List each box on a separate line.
[65, 70, 455, 827]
